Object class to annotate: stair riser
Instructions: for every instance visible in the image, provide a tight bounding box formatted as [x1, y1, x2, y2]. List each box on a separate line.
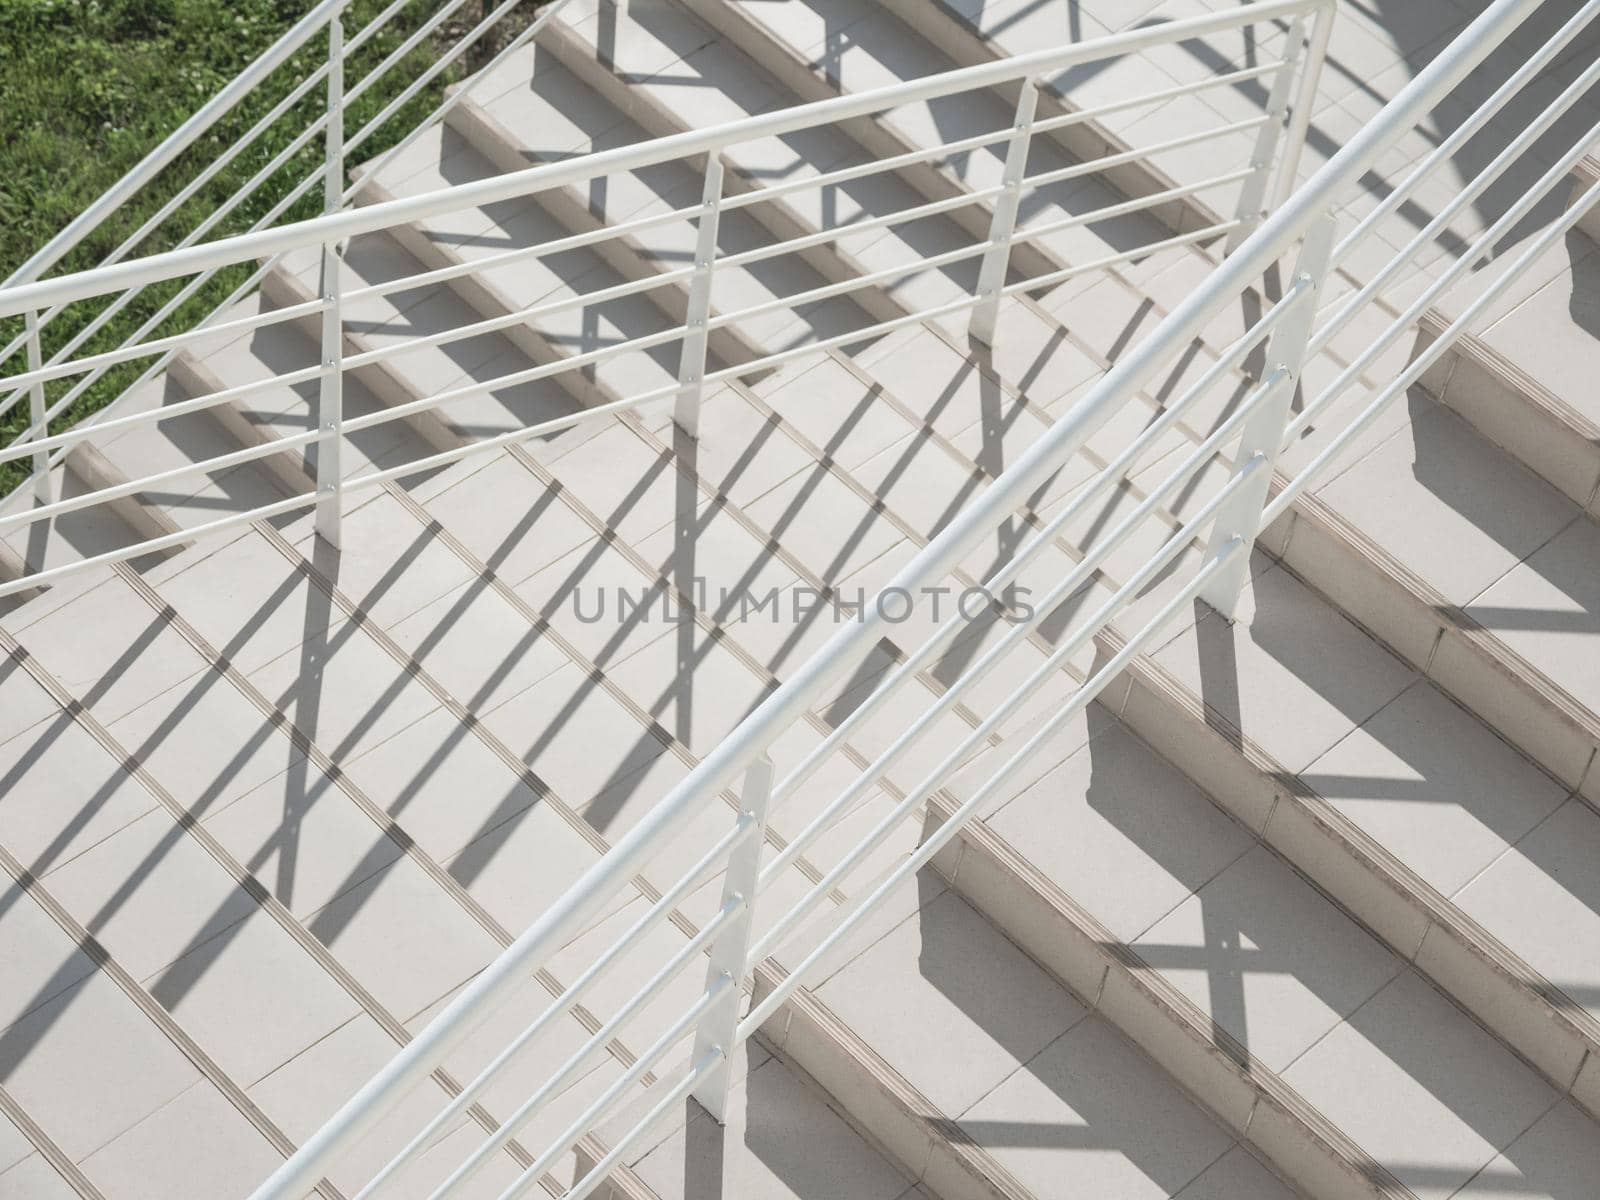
[536, 15, 908, 329]
[440, 90, 767, 373]
[874, 0, 1224, 239]
[753, 963, 1034, 1200]
[672, 0, 1063, 283]
[1264, 492, 1600, 805]
[259, 265, 469, 453]
[1414, 318, 1600, 514]
[1105, 642, 1600, 1120]
[167, 351, 317, 499]
[921, 795, 1402, 1200]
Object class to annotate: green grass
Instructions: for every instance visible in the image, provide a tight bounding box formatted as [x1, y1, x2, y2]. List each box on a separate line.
[0, 0, 517, 494]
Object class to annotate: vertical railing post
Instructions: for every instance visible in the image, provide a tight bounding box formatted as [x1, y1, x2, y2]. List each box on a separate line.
[1273, 5, 1334, 212]
[1199, 211, 1335, 618]
[1226, 16, 1306, 254]
[676, 153, 724, 439]
[24, 309, 51, 504]
[690, 755, 773, 1123]
[969, 78, 1038, 346]
[315, 15, 345, 548]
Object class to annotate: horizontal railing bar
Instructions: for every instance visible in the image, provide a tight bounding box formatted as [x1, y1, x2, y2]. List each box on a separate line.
[1020, 115, 1271, 194]
[431, 900, 744, 1199]
[1002, 221, 1243, 296]
[343, 266, 701, 372]
[356, 814, 758, 1200]
[345, 0, 573, 205]
[716, 185, 1007, 273]
[0, 298, 324, 395]
[1290, 113, 1600, 441]
[557, 1051, 723, 1200]
[761, 363, 1293, 887]
[747, 449, 1266, 961]
[0, 0, 347, 292]
[1, 0, 1331, 319]
[708, 238, 991, 331]
[482, 976, 733, 1200]
[1330, 0, 1600, 267]
[1009, 168, 1255, 248]
[767, 287, 1304, 812]
[341, 198, 708, 304]
[1270, 174, 1600, 526]
[1312, 49, 1600, 355]
[1029, 59, 1289, 140]
[740, 535, 1248, 1038]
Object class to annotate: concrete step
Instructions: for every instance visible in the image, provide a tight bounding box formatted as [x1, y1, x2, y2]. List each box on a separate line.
[925, 704, 1600, 1200]
[875, 283, 1600, 1113]
[1415, 226, 1600, 513]
[435, 56, 881, 361]
[538, 0, 989, 318]
[686, 0, 1235, 275]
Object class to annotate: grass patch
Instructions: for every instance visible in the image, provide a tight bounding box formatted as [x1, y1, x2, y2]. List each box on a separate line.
[0, 0, 521, 495]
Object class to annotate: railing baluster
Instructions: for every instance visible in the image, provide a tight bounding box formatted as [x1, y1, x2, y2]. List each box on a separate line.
[24, 309, 51, 504]
[970, 78, 1038, 347]
[1199, 210, 1335, 618]
[315, 16, 345, 548]
[1226, 16, 1305, 253]
[676, 153, 724, 439]
[690, 755, 773, 1123]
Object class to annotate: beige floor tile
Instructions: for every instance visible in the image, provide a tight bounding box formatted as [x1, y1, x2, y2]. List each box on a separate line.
[818, 889, 1087, 1115]
[957, 1016, 1235, 1198]
[987, 721, 1252, 942]
[1301, 679, 1568, 897]
[1281, 970, 1556, 1200]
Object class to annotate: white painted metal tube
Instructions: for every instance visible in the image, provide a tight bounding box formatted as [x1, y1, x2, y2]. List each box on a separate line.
[0, 0, 1331, 320]
[481, 975, 734, 1200]
[428, 901, 743, 1200]
[766, 291, 1303, 811]
[747, 457, 1268, 965]
[1290, 112, 1600, 441]
[354, 814, 757, 1199]
[0, 0, 347, 292]
[1311, 47, 1600, 357]
[739, 538, 1248, 1039]
[760, 364, 1293, 889]
[1267, 174, 1600, 526]
[1330, 0, 1600, 265]
[558, 1050, 724, 1200]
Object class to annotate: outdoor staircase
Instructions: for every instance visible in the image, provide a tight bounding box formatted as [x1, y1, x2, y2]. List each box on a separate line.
[3, 1, 1600, 1199]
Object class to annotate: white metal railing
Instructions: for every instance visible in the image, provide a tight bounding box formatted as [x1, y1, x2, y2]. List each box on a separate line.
[4, 0, 1597, 1195]
[0, 0, 1328, 591]
[0, 0, 579, 499]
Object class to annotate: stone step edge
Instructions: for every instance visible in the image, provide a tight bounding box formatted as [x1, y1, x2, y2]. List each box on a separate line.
[920, 789, 1405, 1200]
[532, 11, 908, 332]
[920, 285, 1600, 811]
[751, 959, 1040, 1200]
[670, 0, 1061, 287]
[876, 0, 1226, 238]
[1265, 478, 1600, 805]
[436, 86, 768, 376]
[1414, 311, 1600, 515]
[1097, 625, 1600, 1119]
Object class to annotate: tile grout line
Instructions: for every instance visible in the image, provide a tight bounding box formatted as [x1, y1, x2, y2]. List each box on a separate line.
[86, 565, 611, 1183]
[107, 550, 652, 1081]
[0, 693, 345, 1197]
[0, 621, 580, 1182]
[0, 1079, 109, 1200]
